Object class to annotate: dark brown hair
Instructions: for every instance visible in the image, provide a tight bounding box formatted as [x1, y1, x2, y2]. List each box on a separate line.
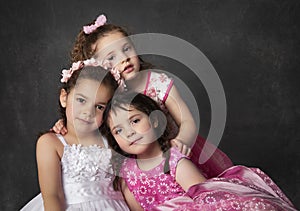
[59, 65, 118, 125]
[101, 92, 171, 190]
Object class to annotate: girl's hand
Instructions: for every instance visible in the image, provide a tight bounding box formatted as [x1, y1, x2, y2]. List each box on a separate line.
[51, 119, 67, 135]
[171, 139, 191, 156]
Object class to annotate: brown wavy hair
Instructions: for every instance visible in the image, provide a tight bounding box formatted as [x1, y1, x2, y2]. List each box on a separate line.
[71, 19, 153, 70]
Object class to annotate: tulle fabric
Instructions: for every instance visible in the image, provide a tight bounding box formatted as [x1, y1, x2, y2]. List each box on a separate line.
[154, 165, 297, 211]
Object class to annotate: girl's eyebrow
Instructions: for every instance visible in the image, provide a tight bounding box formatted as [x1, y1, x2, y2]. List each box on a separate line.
[75, 93, 87, 99]
[110, 113, 135, 131]
[129, 113, 140, 120]
[105, 50, 114, 57]
[122, 42, 129, 47]
[111, 124, 121, 132]
[95, 101, 107, 105]
[76, 93, 107, 105]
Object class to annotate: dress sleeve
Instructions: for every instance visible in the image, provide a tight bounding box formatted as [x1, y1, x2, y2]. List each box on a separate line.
[169, 148, 188, 178]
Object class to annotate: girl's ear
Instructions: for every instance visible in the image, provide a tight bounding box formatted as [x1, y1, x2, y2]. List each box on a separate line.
[60, 89, 68, 108]
[152, 116, 159, 128]
[153, 118, 158, 128]
[149, 111, 163, 128]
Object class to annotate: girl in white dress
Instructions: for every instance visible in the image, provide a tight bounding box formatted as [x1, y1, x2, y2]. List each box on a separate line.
[21, 61, 129, 210]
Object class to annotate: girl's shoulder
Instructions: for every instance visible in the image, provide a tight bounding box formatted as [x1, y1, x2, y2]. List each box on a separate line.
[36, 132, 65, 160]
[148, 71, 172, 82]
[36, 132, 63, 151]
[38, 132, 60, 142]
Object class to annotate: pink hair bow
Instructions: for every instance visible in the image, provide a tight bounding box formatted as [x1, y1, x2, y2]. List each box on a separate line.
[60, 61, 84, 83]
[83, 14, 107, 34]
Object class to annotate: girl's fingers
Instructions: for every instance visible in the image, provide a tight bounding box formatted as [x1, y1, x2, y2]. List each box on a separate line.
[61, 127, 68, 135]
[52, 124, 62, 134]
[171, 139, 192, 156]
[186, 147, 192, 157]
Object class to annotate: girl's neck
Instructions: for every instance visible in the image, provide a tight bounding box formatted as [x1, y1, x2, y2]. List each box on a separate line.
[135, 142, 163, 171]
[136, 152, 164, 171]
[64, 127, 104, 147]
[125, 70, 148, 92]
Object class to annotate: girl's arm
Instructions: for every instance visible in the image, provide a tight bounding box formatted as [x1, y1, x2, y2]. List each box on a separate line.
[165, 85, 198, 154]
[36, 133, 66, 211]
[120, 178, 143, 211]
[175, 158, 206, 191]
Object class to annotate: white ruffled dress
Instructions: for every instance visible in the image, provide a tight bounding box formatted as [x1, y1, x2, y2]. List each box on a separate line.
[21, 134, 129, 211]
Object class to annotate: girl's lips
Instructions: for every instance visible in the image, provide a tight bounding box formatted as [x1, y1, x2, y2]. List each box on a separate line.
[130, 137, 142, 145]
[77, 118, 92, 124]
[123, 64, 134, 74]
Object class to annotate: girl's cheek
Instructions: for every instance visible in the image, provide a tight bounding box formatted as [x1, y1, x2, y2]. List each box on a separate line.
[137, 121, 152, 134]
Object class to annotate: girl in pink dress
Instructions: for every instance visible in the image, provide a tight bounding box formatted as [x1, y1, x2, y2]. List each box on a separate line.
[101, 92, 296, 211]
[53, 13, 233, 178]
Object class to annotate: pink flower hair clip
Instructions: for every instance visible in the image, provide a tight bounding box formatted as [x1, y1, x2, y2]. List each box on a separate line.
[83, 14, 107, 34]
[101, 60, 126, 89]
[60, 61, 84, 83]
[110, 67, 126, 91]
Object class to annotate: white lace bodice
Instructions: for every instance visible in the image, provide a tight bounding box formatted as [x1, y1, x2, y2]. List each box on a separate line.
[56, 134, 123, 204]
[61, 143, 114, 183]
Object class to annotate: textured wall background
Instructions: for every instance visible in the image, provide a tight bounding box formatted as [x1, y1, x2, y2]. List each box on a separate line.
[0, 0, 299, 210]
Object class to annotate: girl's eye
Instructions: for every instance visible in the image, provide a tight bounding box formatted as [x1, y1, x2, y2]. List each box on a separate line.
[106, 55, 115, 61]
[123, 45, 131, 52]
[96, 105, 105, 110]
[76, 98, 85, 103]
[114, 128, 122, 135]
[131, 118, 140, 124]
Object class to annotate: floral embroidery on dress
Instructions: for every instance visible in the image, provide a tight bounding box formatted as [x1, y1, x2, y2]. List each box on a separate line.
[121, 148, 186, 210]
[62, 144, 114, 183]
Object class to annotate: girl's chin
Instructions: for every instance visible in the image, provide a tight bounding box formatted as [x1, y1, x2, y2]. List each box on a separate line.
[123, 72, 139, 81]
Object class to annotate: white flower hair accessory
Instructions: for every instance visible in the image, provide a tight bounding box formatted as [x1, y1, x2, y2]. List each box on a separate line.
[60, 58, 101, 83]
[83, 57, 101, 67]
[60, 61, 84, 83]
[83, 14, 107, 34]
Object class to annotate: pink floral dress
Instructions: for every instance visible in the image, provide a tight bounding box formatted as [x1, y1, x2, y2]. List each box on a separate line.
[121, 147, 296, 210]
[120, 148, 187, 211]
[143, 71, 233, 178]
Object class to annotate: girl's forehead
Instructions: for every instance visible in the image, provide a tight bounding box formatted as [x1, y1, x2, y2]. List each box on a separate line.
[74, 79, 100, 94]
[110, 105, 135, 118]
[94, 31, 130, 53]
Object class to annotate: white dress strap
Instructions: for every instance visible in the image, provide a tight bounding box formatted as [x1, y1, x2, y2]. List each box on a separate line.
[102, 135, 109, 148]
[56, 134, 68, 146]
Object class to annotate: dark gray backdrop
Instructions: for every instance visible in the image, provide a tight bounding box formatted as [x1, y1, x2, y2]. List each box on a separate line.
[0, 0, 299, 210]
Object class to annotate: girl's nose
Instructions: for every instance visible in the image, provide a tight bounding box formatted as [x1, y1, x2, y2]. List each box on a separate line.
[126, 129, 136, 138]
[83, 108, 94, 117]
[121, 55, 130, 64]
